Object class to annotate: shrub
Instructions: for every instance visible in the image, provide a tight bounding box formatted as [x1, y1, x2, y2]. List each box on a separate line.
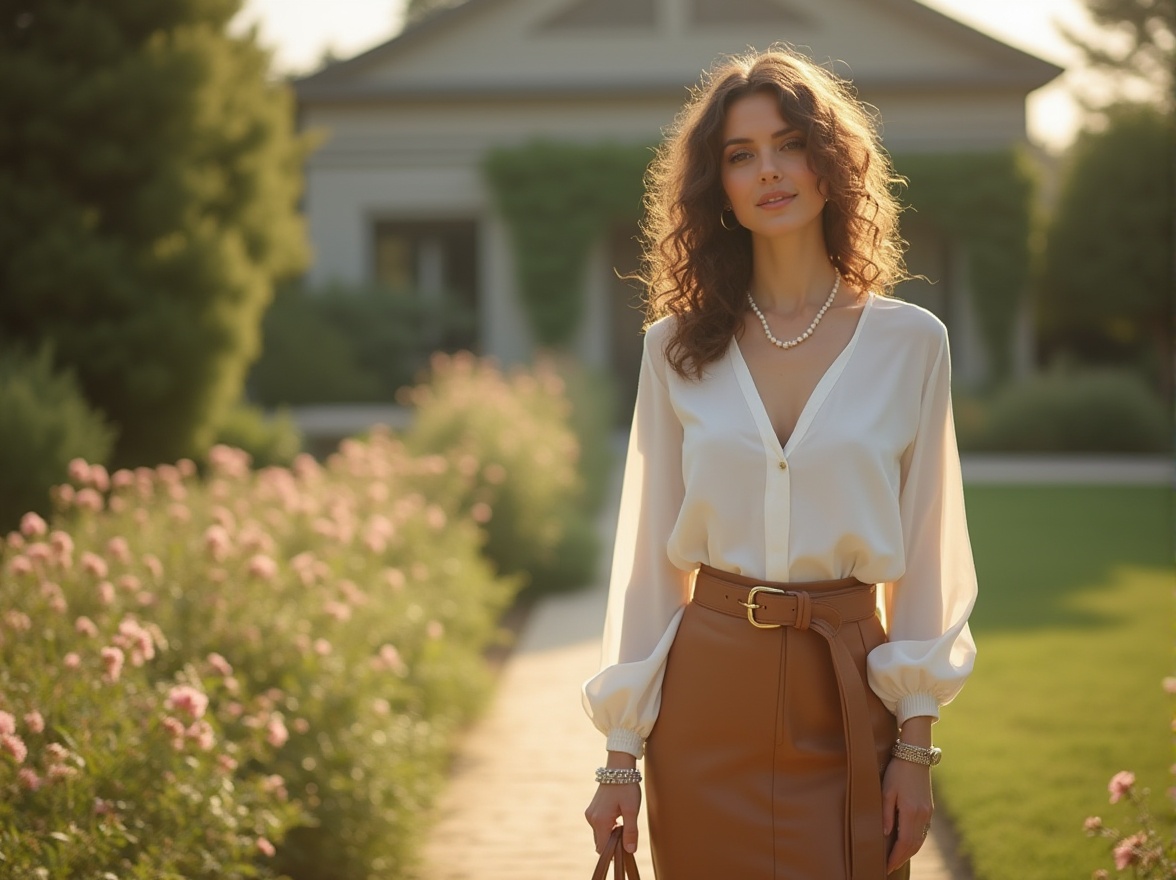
[248, 281, 476, 406]
[214, 401, 303, 468]
[0, 428, 520, 879]
[0, 347, 115, 530]
[402, 352, 600, 594]
[957, 369, 1170, 453]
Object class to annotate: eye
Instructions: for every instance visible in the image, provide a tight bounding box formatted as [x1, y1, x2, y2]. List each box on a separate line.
[779, 138, 806, 151]
[726, 149, 752, 164]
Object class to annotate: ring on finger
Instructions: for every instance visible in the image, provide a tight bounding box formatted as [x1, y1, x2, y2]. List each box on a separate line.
[921, 823, 931, 838]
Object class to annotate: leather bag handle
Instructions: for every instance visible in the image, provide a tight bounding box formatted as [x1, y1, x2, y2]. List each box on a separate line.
[591, 826, 640, 880]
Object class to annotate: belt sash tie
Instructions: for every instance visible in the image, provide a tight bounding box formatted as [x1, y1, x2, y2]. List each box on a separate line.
[691, 564, 888, 880]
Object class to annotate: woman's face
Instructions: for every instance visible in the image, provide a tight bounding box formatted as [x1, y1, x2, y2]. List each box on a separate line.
[719, 90, 826, 239]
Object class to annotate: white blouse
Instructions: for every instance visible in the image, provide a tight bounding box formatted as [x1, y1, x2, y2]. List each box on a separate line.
[582, 293, 977, 759]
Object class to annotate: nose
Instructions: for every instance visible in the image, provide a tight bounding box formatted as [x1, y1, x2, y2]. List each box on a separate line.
[758, 156, 781, 182]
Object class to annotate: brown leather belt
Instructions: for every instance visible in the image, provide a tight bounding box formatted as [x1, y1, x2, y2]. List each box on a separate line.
[692, 564, 887, 880]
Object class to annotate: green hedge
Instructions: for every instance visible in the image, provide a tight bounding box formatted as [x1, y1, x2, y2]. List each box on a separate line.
[956, 368, 1170, 453]
[248, 281, 476, 406]
[0, 347, 116, 531]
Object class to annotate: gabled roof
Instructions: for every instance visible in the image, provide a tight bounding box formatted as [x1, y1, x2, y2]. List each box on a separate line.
[295, 0, 1062, 103]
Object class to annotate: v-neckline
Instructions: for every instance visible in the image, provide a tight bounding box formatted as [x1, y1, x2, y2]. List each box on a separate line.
[730, 292, 875, 455]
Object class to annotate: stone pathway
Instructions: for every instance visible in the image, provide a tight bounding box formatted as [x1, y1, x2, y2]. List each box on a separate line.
[417, 466, 971, 880]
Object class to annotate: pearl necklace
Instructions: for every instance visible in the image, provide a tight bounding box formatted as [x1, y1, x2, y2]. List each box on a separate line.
[746, 274, 840, 350]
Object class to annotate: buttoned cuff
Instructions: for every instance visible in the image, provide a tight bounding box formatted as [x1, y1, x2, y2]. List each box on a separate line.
[606, 729, 645, 759]
[896, 693, 940, 728]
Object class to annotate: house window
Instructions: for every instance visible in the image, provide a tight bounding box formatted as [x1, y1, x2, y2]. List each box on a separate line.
[372, 219, 479, 353]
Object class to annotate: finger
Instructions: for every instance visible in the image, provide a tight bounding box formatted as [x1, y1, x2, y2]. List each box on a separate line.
[620, 809, 640, 854]
[881, 786, 898, 838]
[585, 807, 615, 854]
[887, 817, 929, 872]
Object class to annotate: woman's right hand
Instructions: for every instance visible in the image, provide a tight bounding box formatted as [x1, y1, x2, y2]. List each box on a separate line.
[585, 781, 641, 854]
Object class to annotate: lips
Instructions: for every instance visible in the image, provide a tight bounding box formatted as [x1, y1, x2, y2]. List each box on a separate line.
[756, 191, 797, 208]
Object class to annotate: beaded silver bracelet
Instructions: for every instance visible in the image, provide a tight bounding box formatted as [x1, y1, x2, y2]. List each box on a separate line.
[595, 767, 642, 785]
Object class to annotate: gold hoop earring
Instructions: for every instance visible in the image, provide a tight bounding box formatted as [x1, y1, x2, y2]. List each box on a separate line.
[720, 207, 739, 231]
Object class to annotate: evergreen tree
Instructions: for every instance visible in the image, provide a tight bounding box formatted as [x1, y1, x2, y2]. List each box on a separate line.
[1062, 0, 1175, 111]
[1039, 104, 1174, 391]
[0, 0, 309, 465]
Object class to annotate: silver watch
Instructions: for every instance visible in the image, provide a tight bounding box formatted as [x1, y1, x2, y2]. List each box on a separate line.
[890, 740, 942, 766]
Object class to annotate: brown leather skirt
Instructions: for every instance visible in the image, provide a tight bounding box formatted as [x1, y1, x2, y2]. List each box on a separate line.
[644, 565, 910, 880]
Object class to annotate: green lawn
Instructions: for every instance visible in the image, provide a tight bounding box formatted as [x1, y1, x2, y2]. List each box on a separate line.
[934, 485, 1172, 879]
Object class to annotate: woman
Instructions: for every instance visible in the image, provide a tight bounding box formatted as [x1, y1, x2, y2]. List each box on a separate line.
[582, 47, 977, 880]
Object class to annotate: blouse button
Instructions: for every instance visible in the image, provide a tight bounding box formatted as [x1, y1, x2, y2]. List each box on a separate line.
[778, 460, 788, 471]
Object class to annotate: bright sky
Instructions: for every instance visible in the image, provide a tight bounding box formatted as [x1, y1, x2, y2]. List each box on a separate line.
[231, 0, 1098, 151]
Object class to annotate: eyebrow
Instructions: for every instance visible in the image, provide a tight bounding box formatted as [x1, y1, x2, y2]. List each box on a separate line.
[722, 128, 798, 149]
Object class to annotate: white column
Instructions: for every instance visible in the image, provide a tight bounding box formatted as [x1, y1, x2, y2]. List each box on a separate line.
[574, 237, 611, 369]
[481, 214, 533, 366]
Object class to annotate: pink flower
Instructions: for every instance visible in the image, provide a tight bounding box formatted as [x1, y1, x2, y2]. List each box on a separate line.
[142, 554, 163, 579]
[265, 717, 289, 748]
[52, 483, 75, 508]
[4, 610, 31, 631]
[97, 581, 115, 605]
[161, 715, 186, 742]
[75, 616, 98, 638]
[74, 488, 104, 513]
[45, 744, 69, 764]
[247, 554, 277, 581]
[105, 537, 131, 565]
[1109, 771, 1136, 804]
[292, 717, 309, 734]
[101, 646, 125, 682]
[313, 638, 332, 656]
[7, 555, 33, 578]
[46, 763, 78, 781]
[186, 720, 215, 751]
[67, 458, 91, 485]
[23, 711, 44, 734]
[165, 685, 209, 720]
[88, 464, 110, 492]
[17, 768, 41, 791]
[1163, 676, 1176, 695]
[111, 468, 135, 490]
[257, 837, 276, 858]
[203, 525, 233, 562]
[0, 711, 15, 735]
[261, 773, 288, 800]
[207, 653, 233, 677]
[374, 644, 407, 676]
[63, 652, 81, 670]
[1113, 832, 1147, 870]
[80, 552, 108, 579]
[115, 618, 156, 666]
[426, 620, 444, 640]
[217, 754, 238, 774]
[471, 502, 492, 523]
[117, 574, 141, 593]
[48, 530, 73, 560]
[5, 531, 25, 550]
[93, 797, 115, 815]
[1083, 816, 1103, 833]
[1, 733, 28, 763]
[19, 512, 47, 538]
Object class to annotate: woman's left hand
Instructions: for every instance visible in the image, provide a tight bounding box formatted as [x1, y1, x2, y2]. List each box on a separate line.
[881, 756, 934, 873]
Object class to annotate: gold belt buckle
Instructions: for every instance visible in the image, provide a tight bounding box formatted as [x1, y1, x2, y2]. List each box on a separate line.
[738, 585, 790, 629]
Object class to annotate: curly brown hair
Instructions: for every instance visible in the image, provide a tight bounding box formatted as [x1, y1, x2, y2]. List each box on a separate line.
[642, 46, 908, 379]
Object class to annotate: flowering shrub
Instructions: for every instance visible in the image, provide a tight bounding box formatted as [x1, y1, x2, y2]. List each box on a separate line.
[402, 351, 599, 593]
[0, 418, 521, 876]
